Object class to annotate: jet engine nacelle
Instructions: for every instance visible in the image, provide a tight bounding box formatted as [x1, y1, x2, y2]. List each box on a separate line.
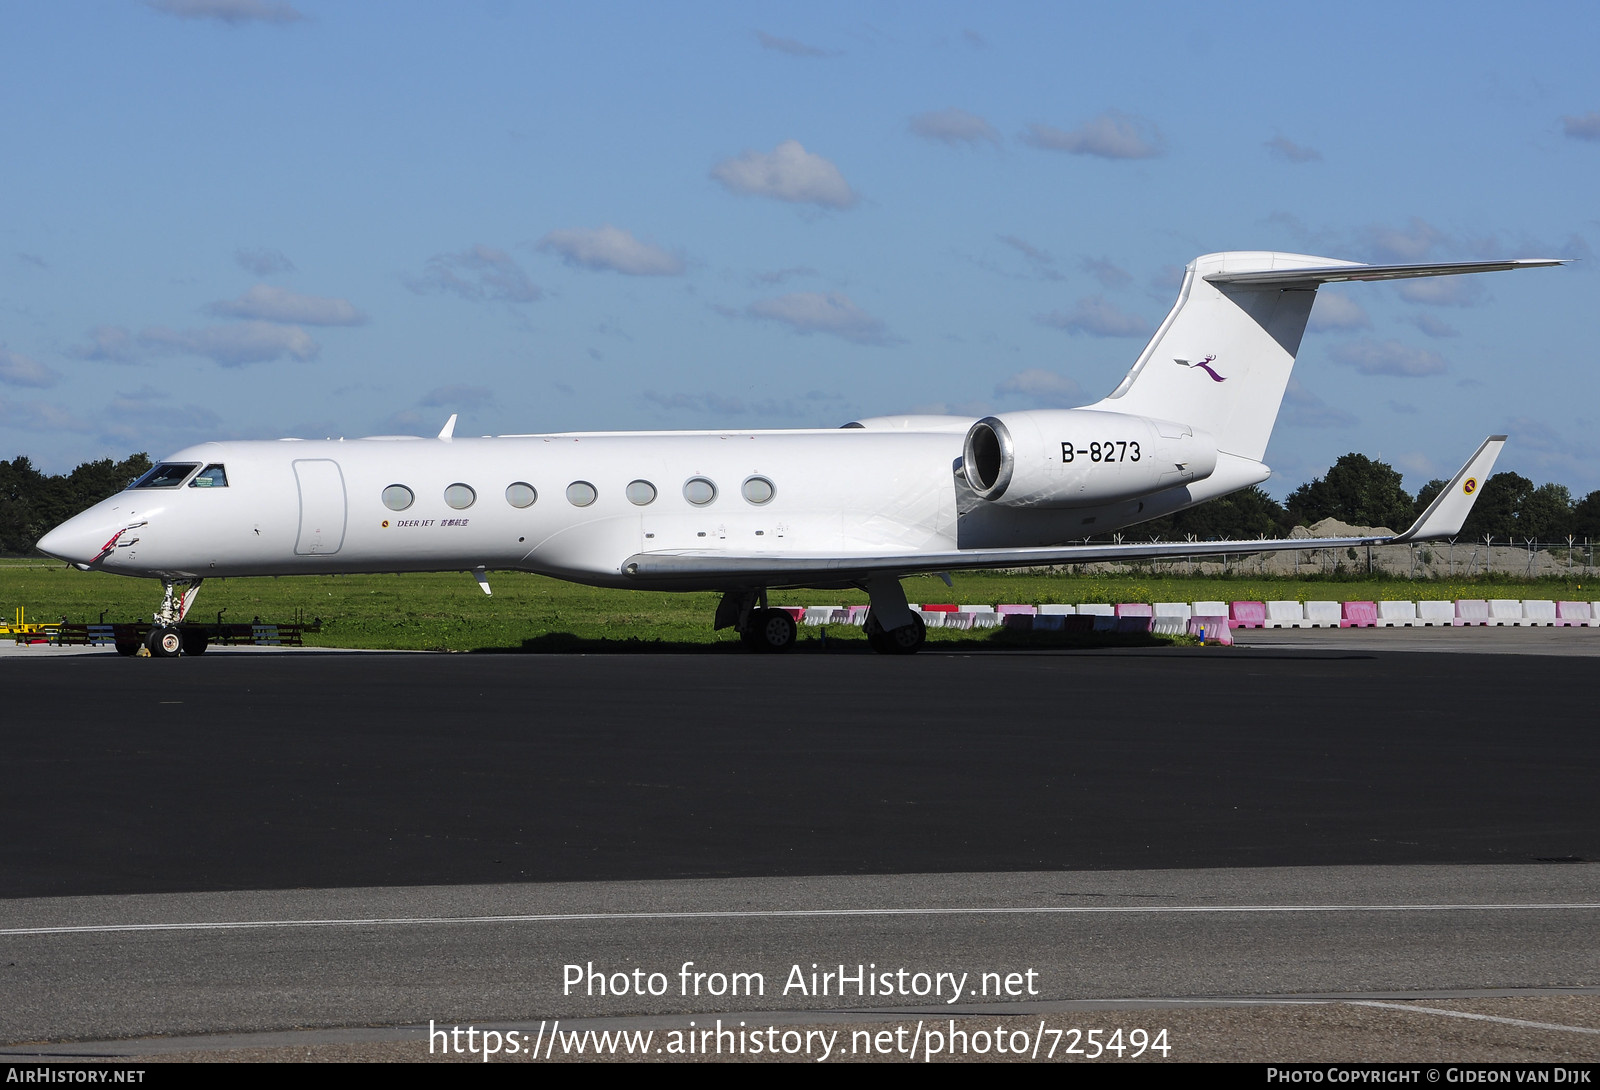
[961, 409, 1218, 508]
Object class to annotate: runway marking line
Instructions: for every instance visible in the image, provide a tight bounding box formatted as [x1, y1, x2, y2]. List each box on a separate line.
[1348, 1000, 1600, 1037]
[4, 902, 1600, 938]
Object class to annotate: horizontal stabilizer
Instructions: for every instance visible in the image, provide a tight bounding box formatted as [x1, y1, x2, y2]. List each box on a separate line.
[1206, 258, 1563, 289]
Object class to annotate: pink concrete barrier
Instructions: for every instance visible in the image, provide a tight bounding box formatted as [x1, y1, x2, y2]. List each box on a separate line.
[1115, 602, 1153, 618]
[1555, 601, 1592, 627]
[1230, 601, 1267, 628]
[1341, 601, 1378, 628]
[1188, 616, 1233, 644]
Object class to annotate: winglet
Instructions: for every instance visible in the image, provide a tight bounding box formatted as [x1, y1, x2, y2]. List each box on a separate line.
[1392, 435, 1507, 543]
[438, 413, 458, 440]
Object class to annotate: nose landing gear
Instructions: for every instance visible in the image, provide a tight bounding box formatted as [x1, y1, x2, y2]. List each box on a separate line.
[144, 579, 206, 658]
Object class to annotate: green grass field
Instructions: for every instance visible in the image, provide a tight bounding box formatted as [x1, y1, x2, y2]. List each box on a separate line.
[2, 558, 1592, 652]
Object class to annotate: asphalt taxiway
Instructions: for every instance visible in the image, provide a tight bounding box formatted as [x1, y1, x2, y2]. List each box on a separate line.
[2, 634, 1597, 1060]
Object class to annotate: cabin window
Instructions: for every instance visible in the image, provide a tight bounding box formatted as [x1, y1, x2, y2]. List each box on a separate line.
[382, 484, 414, 511]
[131, 463, 199, 489]
[444, 483, 476, 510]
[505, 482, 537, 508]
[683, 477, 717, 506]
[566, 481, 597, 507]
[741, 475, 775, 505]
[625, 480, 657, 506]
[188, 464, 228, 488]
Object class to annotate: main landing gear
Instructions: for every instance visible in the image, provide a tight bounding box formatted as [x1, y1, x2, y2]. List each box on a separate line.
[141, 579, 207, 658]
[716, 590, 797, 653]
[715, 577, 928, 655]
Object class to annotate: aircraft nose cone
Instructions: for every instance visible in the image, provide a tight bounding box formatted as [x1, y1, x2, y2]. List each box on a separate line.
[36, 516, 107, 567]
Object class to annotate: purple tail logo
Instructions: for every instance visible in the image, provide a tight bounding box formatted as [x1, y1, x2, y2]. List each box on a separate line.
[1191, 355, 1225, 382]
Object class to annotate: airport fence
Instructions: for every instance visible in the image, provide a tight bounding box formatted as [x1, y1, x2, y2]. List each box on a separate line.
[1063, 536, 1599, 581]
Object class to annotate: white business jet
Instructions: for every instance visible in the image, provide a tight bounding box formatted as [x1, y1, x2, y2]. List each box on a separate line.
[37, 251, 1556, 656]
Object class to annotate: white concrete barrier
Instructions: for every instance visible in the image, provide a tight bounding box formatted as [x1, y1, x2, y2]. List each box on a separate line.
[1377, 601, 1416, 627]
[1455, 600, 1491, 626]
[1304, 601, 1342, 628]
[1154, 602, 1192, 621]
[1265, 601, 1305, 628]
[1076, 603, 1114, 617]
[1416, 600, 1455, 626]
[803, 606, 842, 626]
[1193, 601, 1227, 619]
[1521, 600, 1557, 627]
[1487, 599, 1523, 626]
[1038, 604, 1076, 616]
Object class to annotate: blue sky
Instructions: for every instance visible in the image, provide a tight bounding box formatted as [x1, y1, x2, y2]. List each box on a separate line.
[3, 1, 1597, 499]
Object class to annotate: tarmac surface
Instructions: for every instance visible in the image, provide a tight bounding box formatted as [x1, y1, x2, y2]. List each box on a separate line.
[3, 628, 1598, 1062]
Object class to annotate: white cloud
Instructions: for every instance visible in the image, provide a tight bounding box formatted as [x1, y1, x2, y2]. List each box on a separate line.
[755, 31, 831, 57]
[69, 326, 140, 363]
[642, 390, 843, 419]
[405, 245, 541, 303]
[1358, 217, 1448, 263]
[710, 140, 858, 209]
[147, 0, 304, 24]
[1035, 296, 1150, 338]
[1405, 313, 1460, 338]
[1280, 377, 1357, 428]
[1328, 339, 1448, 377]
[1397, 277, 1485, 307]
[994, 369, 1083, 407]
[1080, 256, 1131, 290]
[751, 265, 817, 285]
[234, 247, 295, 275]
[745, 291, 888, 345]
[1307, 293, 1370, 332]
[1561, 112, 1600, 141]
[0, 397, 93, 433]
[1265, 135, 1322, 163]
[140, 322, 319, 366]
[1022, 111, 1164, 159]
[909, 108, 1000, 148]
[537, 225, 684, 276]
[206, 284, 367, 325]
[0, 348, 59, 389]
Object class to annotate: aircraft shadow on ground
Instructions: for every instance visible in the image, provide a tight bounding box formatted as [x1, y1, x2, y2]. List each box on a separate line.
[472, 630, 1182, 654]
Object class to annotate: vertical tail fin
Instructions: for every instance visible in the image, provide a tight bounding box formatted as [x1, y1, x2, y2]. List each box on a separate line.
[1089, 252, 1561, 463]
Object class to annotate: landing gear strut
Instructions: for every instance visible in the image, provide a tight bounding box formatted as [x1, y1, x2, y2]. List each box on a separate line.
[860, 575, 926, 655]
[716, 589, 798, 653]
[146, 579, 205, 658]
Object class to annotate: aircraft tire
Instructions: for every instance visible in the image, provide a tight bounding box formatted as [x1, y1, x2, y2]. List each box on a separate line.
[146, 625, 183, 658]
[750, 608, 797, 653]
[180, 628, 209, 656]
[863, 610, 925, 655]
[884, 613, 927, 655]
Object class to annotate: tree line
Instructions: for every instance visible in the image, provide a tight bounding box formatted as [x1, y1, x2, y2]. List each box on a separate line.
[0, 454, 152, 557]
[1139, 453, 1600, 543]
[4, 450, 1599, 557]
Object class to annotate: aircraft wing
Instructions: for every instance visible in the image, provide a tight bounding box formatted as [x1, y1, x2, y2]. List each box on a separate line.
[622, 436, 1504, 585]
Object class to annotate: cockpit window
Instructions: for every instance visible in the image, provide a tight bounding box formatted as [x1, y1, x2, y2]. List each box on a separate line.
[188, 464, 228, 488]
[130, 462, 200, 489]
